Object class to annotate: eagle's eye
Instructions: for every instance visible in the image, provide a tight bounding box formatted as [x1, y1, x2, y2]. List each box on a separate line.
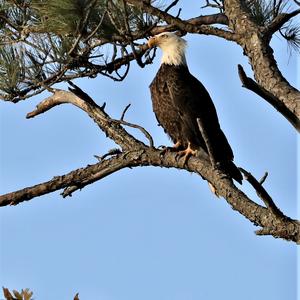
[161, 34, 168, 39]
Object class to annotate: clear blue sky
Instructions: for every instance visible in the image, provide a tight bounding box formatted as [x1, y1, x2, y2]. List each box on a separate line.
[0, 2, 299, 300]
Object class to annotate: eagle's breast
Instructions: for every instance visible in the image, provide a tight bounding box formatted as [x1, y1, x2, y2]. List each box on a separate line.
[150, 64, 183, 144]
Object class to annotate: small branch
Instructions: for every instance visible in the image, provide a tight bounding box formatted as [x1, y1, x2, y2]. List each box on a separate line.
[201, 0, 223, 11]
[111, 118, 154, 148]
[239, 168, 285, 219]
[164, 0, 180, 12]
[259, 172, 268, 185]
[122, 0, 145, 68]
[267, 9, 300, 35]
[255, 224, 300, 241]
[237, 64, 300, 132]
[94, 148, 122, 162]
[83, 10, 108, 42]
[121, 103, 131, 121]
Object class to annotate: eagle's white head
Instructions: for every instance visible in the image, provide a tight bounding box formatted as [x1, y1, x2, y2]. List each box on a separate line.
[148, 32, 187, 66]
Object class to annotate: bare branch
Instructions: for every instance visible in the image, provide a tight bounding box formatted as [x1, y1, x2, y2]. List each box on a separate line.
[239, 168, 285, 219]
[111, 118, 154, 148]
[259, 172, 268, 185]
[26, 89, 144, 150]
[237, 64, 300, 132]
[0, 151, 138, 205]
[94, 148, 122, 162]
[121, 103, 131, 120]
[164, 0, 180, 13]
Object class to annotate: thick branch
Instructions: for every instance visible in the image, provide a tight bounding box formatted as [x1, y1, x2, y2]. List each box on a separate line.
[0, 152, 136, 206]
[1, 142, 299, 242]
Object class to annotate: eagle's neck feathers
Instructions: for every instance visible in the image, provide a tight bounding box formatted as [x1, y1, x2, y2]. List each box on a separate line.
[160, 42, 187, 66]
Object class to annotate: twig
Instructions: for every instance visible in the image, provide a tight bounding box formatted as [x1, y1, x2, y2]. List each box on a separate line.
[237, 64, 300, 132]
[175, 8, 182, 18]
[122, 0, 145, 68]
[259, 172, 268, 185]
[111, 118, 154, 148]
[201, 0, 223, 10]
[83, 10, 108, 42]
[121, 103, 131, 120]
[67, 0, 98, 55]
[239, 168, 285, 219]
[165, 0, 180, 12]
[94, 148, 122, 162]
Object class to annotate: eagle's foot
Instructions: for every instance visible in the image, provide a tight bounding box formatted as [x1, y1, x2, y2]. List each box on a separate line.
[176, 143, 196, 166]
[159, 141, 183, 156]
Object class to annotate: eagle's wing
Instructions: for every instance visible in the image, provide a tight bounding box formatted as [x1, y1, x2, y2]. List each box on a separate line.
[165, 68, 234, 161]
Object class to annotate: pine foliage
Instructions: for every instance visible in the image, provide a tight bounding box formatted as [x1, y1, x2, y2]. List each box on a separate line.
[0, 0, 298, 102]
[0, 0, 157, 101]
[246, 0, 286, 26]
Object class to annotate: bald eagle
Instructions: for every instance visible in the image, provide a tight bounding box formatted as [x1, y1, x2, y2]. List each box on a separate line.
[148, 32, 242, 184]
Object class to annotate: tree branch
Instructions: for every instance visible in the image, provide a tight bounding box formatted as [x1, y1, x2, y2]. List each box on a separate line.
[1, 87, 300, 243]
[267, 9, 300, 35]
[239, 168, 285, 219]
[126, 0, 236, 41]
[237, 64, 300, 132]
[26, 89, 145, 150]
[0, 152, 135, 206]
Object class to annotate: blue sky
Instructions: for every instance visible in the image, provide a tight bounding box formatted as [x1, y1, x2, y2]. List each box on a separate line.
[0, 2, 298, 300]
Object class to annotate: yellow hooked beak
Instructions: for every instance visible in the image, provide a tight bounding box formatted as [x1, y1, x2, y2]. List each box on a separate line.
[148, 36, 157, 48]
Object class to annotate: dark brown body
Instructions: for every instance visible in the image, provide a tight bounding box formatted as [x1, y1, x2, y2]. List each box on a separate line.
[150, 64, 242, 183]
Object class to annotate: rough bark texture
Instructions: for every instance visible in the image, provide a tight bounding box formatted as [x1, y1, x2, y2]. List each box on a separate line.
[1, 88, 299, 243]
